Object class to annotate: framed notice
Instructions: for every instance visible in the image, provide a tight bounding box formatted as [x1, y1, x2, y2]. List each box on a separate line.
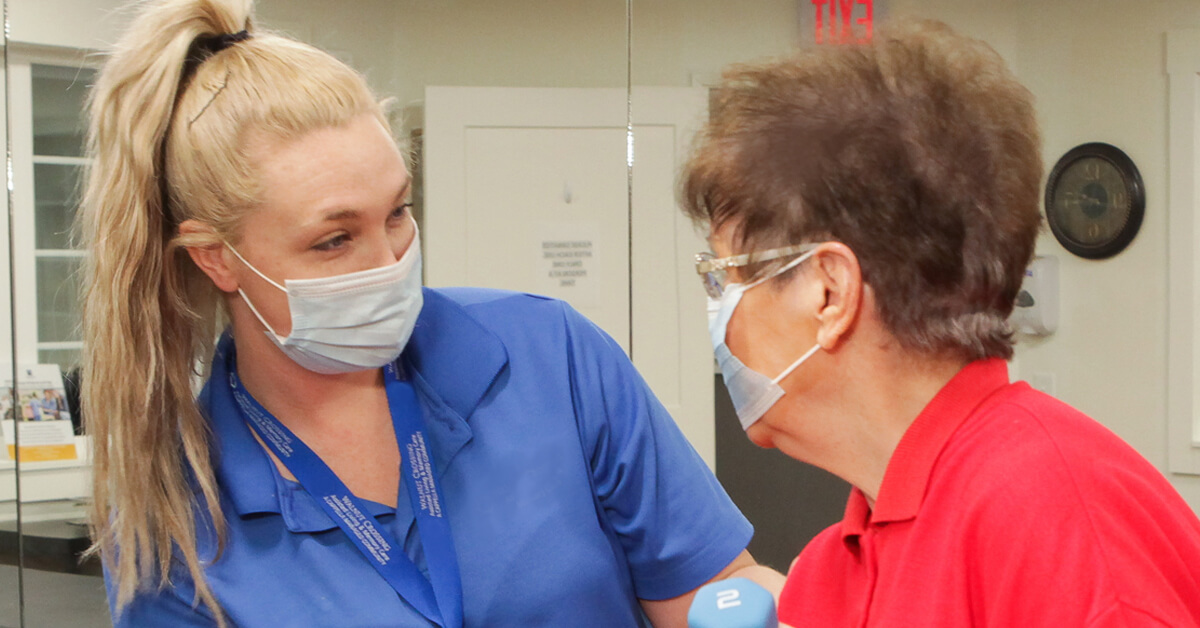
[0, 364, 77, 462]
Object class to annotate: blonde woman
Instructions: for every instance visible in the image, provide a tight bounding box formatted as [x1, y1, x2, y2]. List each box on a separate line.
[81, 0, 779, 625]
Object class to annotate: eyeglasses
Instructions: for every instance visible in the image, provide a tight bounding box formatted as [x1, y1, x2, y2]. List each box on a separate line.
[694, 243, 819, 299]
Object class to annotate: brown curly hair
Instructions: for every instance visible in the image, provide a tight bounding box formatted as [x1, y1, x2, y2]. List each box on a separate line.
[682, 19, 1042, 360]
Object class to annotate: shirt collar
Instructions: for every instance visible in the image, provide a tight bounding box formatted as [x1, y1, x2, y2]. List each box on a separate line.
[840, 359, 1010, 545]
[201, 287, 509, 527]
[404, 289, 510, 423]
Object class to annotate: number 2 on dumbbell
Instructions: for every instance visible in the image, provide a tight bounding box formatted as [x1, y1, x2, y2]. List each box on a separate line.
[716, 589, 743, 610]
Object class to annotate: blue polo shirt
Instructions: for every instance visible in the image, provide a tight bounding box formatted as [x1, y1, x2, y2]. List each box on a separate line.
[109, 288, 752, 627]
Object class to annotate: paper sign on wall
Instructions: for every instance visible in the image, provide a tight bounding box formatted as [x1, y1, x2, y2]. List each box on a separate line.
[537, 222, 601, 308]
[0, 364, 77, 462]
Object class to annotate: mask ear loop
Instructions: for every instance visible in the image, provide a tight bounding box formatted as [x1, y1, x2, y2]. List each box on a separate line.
[224, 243, 287, 291]
[771, 343, 822, 385]
[748, 247, 822, 385]
[224, 243, 288, 339]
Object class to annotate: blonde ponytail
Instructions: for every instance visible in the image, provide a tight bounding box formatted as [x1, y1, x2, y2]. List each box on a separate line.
[80, 0, 384, 622]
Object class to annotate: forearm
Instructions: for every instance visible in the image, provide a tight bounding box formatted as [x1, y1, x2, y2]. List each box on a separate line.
[723, 563, 793, 628]
[726, 563, 786, 597]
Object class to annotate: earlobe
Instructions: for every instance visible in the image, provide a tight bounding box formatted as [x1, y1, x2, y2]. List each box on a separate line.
[178, 220, 239, 293]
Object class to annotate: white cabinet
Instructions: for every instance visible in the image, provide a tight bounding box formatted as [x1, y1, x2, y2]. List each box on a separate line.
[423, 86, 717, 467]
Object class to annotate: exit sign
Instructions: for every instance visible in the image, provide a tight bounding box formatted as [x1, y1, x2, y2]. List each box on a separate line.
[810, 0, 874, 45]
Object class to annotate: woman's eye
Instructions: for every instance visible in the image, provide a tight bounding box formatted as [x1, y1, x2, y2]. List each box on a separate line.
[313, 234, 350, 252]
[390, 203, 413, 221]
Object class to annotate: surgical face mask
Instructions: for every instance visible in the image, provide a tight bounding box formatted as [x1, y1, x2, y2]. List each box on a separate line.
[708, 250, 822, 430]
[227, 225, 424, 375]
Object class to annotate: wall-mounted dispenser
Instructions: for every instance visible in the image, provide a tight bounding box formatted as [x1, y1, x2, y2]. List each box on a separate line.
[1010, 255, 1058, 336]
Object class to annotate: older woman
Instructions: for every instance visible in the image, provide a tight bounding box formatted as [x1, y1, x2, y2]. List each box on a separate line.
[683, 20, 1200, 627]
[81, 0, 779, 625]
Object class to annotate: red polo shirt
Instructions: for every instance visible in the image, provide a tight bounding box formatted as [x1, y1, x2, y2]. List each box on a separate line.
[779, 359, 1200, 627]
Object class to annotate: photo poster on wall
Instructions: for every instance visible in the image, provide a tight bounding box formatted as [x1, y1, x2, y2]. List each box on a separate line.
[0, 364, 77, 462]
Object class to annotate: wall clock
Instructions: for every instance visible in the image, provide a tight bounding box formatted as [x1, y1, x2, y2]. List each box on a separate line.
[1044, 142, 1145, 259]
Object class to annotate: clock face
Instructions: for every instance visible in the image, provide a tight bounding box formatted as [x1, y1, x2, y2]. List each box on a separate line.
[1045, 143, 1144, 259]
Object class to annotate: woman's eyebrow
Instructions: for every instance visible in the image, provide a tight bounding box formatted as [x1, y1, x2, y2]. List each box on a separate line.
[308, 175, 413, 225]
[318, 208, 361, 223]
[394, 176, 413, 203]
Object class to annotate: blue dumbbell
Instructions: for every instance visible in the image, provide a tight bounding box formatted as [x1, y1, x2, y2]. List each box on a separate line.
[687, 577, 778, 628]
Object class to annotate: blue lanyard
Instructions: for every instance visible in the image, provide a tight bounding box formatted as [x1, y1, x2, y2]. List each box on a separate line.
[228, 361, 464, 628]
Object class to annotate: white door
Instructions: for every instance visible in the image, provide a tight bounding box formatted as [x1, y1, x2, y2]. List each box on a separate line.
[423, 86, 715, 467]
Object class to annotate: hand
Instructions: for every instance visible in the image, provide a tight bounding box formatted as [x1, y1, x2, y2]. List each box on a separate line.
[641, 550, 787, 628]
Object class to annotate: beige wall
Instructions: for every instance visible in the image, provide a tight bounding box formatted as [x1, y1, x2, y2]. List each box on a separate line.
[258, 0, 628, 111]
[10, 0, 128, 50]
[917, 0, 1200, 509]
[630, 0, 798, 86]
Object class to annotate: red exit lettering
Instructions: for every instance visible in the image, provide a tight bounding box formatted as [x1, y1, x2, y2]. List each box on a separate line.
[812, 0, 873, 45]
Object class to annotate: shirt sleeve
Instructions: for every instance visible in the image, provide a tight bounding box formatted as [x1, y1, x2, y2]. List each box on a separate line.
[955, 401, 1200, 628]
[105, 562, 220, 628]
[560, 301, 753, 601]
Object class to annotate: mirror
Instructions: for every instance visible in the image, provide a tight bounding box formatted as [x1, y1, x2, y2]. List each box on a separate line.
[2, 0, 111, 619]
[1, 2, 21, 625]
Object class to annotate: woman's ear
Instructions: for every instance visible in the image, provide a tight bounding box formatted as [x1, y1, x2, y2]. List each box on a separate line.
[810, 242, 863, 351]
[178, 220, 239, 293]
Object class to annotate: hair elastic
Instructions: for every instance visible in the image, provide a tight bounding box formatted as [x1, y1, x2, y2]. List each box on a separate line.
[196, 29, 251, 57]
[183, 29, 251, 78]
[182, 30, 251, 126]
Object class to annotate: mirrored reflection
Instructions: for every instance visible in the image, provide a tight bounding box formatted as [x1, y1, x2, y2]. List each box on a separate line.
[34, 164, 81, 251]
[0, 0, 22, 624]
[36, 259, 82, 351]
[5, 19, 107, 625]
[32, 64, 91, 371]
[32, 65, 91, 157]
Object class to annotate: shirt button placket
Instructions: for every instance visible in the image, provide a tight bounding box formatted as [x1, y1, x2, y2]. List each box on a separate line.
[859, 528, 878, 628]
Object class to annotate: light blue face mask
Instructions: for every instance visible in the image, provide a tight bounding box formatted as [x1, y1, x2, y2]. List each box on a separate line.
[708, 250, 822, 430]
[227, 219, 424, 375]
